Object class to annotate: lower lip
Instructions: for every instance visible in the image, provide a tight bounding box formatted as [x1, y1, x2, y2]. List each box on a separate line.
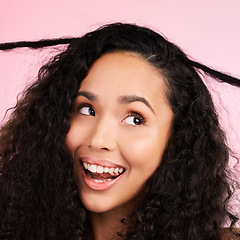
[80, 163, 123, 191]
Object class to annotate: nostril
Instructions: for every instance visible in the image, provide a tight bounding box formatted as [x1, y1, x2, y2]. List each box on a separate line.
[100, 147, 109, 151]
[88, 145, 109, 151]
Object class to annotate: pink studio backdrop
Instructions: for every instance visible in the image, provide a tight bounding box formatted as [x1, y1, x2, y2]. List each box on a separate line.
[0, 0, 240, 223]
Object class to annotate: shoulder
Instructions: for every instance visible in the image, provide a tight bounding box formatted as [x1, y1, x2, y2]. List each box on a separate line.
[221, 228, 240, 240]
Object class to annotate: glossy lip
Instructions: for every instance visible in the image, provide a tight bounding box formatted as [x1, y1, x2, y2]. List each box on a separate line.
[79, 157, 125, 191]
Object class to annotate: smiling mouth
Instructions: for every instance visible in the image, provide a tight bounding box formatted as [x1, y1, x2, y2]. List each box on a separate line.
[82, 162, 125, 183]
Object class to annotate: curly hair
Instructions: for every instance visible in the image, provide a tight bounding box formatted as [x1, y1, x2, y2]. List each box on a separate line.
[0, 23, 240, 240]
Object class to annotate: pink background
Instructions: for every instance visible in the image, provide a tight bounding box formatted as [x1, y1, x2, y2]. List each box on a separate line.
[0, 0, 240, 222]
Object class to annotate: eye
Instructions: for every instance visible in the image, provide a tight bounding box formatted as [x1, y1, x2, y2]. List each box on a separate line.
[78, 105, 95, 116]
[122, 113, 146, 126]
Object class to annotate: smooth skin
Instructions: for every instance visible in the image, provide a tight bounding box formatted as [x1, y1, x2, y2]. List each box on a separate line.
[65, 52, 173, 239]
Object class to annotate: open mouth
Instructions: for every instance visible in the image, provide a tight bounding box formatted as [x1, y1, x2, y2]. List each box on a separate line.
[82, 162, 125, 183]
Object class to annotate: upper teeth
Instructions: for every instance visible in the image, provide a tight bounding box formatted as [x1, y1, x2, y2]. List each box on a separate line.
[83, 162, 124, 174]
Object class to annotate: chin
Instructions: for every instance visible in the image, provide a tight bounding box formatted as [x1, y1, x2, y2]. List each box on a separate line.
[82, 197, 116, 214]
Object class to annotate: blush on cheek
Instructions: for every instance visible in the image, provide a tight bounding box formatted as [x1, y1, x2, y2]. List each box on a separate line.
[130, 138, 166, 169]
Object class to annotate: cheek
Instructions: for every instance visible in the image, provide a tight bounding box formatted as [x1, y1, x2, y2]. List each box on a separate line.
[65, 129, 77, 157]
[65, 124, 84, 156]
[120, 130, 167, 173]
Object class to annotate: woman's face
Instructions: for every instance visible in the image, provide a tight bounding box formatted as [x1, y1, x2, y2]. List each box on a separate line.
[65, 52, 173, 215]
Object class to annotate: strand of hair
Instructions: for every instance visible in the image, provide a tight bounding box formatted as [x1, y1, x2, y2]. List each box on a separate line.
[0, 38, 77, 51]
[190, 60, 240, 87]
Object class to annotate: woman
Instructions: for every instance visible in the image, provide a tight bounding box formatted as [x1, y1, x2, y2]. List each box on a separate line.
[0, 23, 239, 240]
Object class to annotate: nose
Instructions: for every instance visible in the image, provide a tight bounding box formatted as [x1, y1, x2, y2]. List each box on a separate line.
[86, 116, 117, 151]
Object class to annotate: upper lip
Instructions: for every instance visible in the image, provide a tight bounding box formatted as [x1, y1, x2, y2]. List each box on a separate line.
[79, 156, 125, 169]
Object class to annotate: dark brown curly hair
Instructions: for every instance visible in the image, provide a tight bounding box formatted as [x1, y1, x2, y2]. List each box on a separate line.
[0, 23, 239, 240]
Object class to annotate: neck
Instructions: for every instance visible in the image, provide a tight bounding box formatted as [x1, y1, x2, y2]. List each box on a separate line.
[86, 195, 142, 240]
[88, 210, 127, 240]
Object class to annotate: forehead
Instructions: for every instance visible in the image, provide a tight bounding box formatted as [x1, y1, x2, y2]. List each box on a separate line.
[79, 52, 168, 105]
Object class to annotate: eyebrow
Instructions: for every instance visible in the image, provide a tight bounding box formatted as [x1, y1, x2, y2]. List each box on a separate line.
[76, 91, 155, 113]
[76, 91, 98, 101]
[118, 95, 155, 113]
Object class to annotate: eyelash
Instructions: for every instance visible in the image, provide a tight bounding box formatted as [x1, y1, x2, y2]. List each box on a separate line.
[124, 112, 147, 126]
[76, 103, 147, 126]
[77, 103, 95, 116]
